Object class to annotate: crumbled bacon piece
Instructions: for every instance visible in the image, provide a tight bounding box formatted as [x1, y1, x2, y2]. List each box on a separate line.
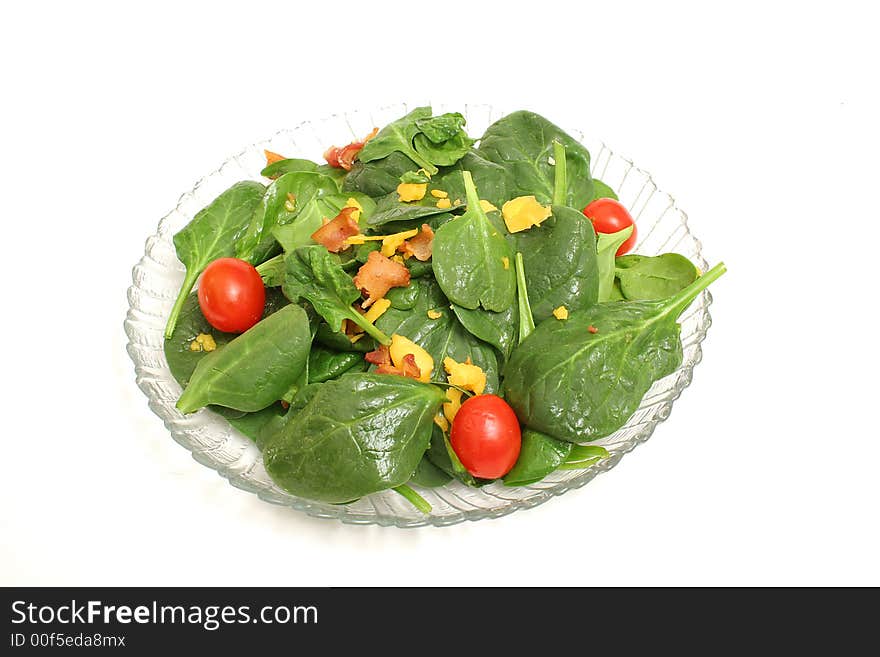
[374, 353, 422, 380]
[311, 207, 360, 253]
[353, 251, 410, 308]
[365, 344, 391, 366]
[399, 224, 435, 261]
[323, 127, 379, 170]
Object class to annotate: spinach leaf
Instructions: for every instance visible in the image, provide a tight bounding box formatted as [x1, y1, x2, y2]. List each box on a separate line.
[413, 131, 473, 167]
[432, 171, 515, 312]
[451, 304, 517, 361]
[367, 192, 461, 227]
[314, 323, 374, 353]
[307, 346, 367, 383]
[502, 263, 726, 442]
[164, 288, 290, 388]
[503, 430, 573, 486]
[477, 111, 594, 208]
[260, 158, 318, 179]
[272, 192, 375, 252]
[227, 404, 287, 442]
[425, 424, 478, 487]
[596, 225, 634, 302]
[165, 180, 266, 338]
[415, 112, 467, 142]
[374, 278, 501, 393]
[514, 205, 599, 322]
[176, 303, 313, 414]
[616, 253, 699, 301]
[589, 178, 619, 202]
[261, 373, 445, 503]
[237, 171, 339, 264]
[343, 151, 420, 197]
[356, 106, 439, 174]
[282, 245, 391, 345]
[392, 485, 433, 513]
[436, 150, 513, 208]
[255, 253, 285, 287]
[408, 456, 453, 488]
[559, 445, 609, 470]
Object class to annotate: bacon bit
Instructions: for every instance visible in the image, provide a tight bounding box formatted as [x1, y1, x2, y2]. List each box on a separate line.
[443, 387, 463, 423]
[427, 309, 442, 320]
[365, 344, 391, 366]
[363, 297, 391, 324]
[381, 228, 419, 257]
[280, 400, 290, 410]
[501, 256, 510, 270]
[374, 353, 422, 380]
[264, 149, 287, 166]
[479, 200, 498, 212]
[430, 189, 449, 199]
[323, 145, 341, 168]
[588, 325, 599, 334]
[553, 306, 569, 320]
[353, 251, 411, 308]
[397, 182, 428, 202]
[311, 206, 360, 253]
[323, 128, 378, 170]
[399, 224, 435, 262]
[435, 197, 452, 209]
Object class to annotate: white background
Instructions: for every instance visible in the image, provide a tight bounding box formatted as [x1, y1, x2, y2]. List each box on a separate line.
[2, 1, 877, 586]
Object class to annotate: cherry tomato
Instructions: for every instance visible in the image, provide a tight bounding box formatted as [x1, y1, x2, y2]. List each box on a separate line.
[583, 198, 637, 256]
[198, 258, 266, 333]
[450, 395, 522, 479]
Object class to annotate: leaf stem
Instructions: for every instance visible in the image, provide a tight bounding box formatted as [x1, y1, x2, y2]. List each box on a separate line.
[461, 170, 482, 211]
[164, 268, 200, 339]
[348, 310, 392, 346]
[665, 261, 727, 318]
[393, 484, 432, 514]
[552, 140, 566, 206]
[515, 252, 535, 344]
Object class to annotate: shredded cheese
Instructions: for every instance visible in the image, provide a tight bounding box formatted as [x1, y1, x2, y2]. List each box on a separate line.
[443, 357, 486, 395]
[479, 199, 498, 212]
[502, 195, 552, 233]
[430, 189, 449, 199]
[427, 309, 442, 320]
[443, 387, 463, 424]
[501, 256, 510, 270]
[363, 298, 391, 324]
[436, 198, 452, 209]
[397, 182, 428, 202]
[552, 306, 569, 320]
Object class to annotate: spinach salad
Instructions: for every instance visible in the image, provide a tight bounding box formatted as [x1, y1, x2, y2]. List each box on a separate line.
[163, 108, 725, 512]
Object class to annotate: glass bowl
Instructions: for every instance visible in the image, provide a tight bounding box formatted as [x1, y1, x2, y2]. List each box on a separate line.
[124, 103, 714, 527]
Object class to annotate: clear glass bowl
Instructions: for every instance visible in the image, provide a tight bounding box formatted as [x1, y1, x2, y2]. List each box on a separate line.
[124, 104, 714, 527]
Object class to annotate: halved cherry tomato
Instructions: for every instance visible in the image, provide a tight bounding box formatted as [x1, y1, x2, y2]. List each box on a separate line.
[450, 394, 522, 479]
[583, 198, 637, 256]
[198, 258, 266, 333]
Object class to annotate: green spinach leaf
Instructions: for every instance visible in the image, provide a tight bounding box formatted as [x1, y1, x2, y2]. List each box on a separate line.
[503, 430, 573, 486]
[477, 111, 594, 208]
[177, 303, 313, 414]
[451, 304, 517, 361]
[436, 150, 513, 208]
[227, 404, 287, 442]
[415, 112, 467, 142]
[616, 253, 699, 301]
[367, 192, 461, 227]
[589, 178, 618, 202]
[307, 346, 367, 383]
[164, 289, 289, 389]
[413, 131, 473, 167]
[514, 205, 599, 322]
[408, 456, 453, 488]
[236, 171, 339, 264]
[282, 245, 391, 345]
[260, 158, 318, 179]
[261, 373, 445, 503]
[165, 181, 266, 338]
[502, 263, 726, 442]
[432, 171, 515, 311]
[356, 106, 438, 174]
[374, 278, 501, 393]
[343, 151, 420, 197]
[272, 192, 375, 253]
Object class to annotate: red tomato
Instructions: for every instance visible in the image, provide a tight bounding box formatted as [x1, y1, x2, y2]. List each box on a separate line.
[583, 198, 637, 256]
[450, 395, 522, 479]
[198, 258, 266, 333]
